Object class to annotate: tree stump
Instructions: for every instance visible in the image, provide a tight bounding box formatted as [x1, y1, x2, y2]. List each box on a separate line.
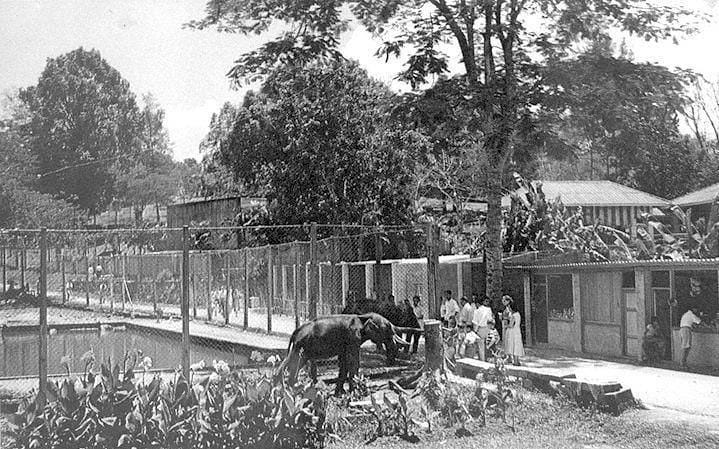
[424, 319, 444, 373]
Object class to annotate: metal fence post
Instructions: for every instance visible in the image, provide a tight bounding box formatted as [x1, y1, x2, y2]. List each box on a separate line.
[38, 228, 48, 408]
[309, 222, 318, 320]
[374, 228, 383, 300]
[225, 253, 231, 325]
[21, 243, 26, 290]
[427, 223, 440, 320]
[2, 247, 6, 293]
[84, 246, 90, 307]
[206, 253, 212, 321]
[60, 248, 66, 303]
[243, 247, 249, 330]
[267, 246, 273, 333]
[294, 250, 300, 329]
[181, 226, 190, 380]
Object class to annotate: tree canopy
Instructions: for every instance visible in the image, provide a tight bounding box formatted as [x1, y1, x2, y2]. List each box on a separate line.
[0, 92, 79, 228]
[192, 0, 700, 302]
[205, 61, 426, 225]
[20, 48, 143, 214]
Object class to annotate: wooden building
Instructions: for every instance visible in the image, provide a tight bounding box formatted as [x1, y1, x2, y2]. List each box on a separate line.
[504, 180, 669, 233]
[673, 182, 719, 223]
[166, 196, 267, 228]
[508, 258, 719, 368]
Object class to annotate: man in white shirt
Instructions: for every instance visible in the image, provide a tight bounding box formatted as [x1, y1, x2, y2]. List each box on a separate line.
[458, 296, 474, 330]
[472, 296, 494, 361]
[680, 307, 702, 369]
[442, 290, 460, 326]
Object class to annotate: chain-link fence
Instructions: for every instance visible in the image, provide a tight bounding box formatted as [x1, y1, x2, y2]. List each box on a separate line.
[0, 223, 440, 397]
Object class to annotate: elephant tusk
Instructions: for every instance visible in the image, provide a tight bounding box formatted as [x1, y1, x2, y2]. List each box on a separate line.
[393, 334, 411, 347]
[394, 326, 424, 335]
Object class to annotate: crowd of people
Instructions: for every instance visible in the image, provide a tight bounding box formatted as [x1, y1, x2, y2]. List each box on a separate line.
[438, 290, 526, 366]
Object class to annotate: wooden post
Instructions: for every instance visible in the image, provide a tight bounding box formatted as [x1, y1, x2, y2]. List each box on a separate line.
[61, 249, 67, 304]
[225, 253, 231, 325]
[523, 272, 532, 346]
[181, 226, 190, 380]
[424, 320, 444, 373]
[572, 273, 583, 353]
[206, 254, 213, 321]
[294, 250, 300, 329]
[38, 228, 48, 407]
[426, 224, 440, 319]
[309, 222, 318, 320]
[243, 248, 249, 330]
[267, 247, 273, 333]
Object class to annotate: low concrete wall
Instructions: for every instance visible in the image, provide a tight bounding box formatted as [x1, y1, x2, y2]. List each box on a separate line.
[583, 322, 622, 357]
[672, 329, 719, 368]
[548, 318, 575, 350]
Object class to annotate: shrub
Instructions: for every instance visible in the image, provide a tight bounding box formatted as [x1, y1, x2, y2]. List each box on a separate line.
[7, 353, 329, 449]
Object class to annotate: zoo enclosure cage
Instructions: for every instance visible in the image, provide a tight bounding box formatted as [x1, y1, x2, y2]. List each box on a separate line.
[0, 224, 439, 404]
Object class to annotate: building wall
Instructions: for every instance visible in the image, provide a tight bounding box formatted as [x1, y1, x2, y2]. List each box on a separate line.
[671, 329, 719, 368]
[167, 197, 243, 228]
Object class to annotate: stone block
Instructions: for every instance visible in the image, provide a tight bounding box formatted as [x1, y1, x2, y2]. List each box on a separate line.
[597, 388, 635, 416]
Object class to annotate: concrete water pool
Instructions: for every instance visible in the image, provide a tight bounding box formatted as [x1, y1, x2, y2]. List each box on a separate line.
[0, 323, 261, 378]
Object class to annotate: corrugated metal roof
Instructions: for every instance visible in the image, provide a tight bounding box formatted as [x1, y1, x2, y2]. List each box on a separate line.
[507, 258, 719, 270]
[169, 196, 267, 207]
[672, 183, 719, 207]
[502, 180, 669, 207]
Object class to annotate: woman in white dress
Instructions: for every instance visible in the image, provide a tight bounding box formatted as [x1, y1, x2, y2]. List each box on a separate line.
[502, 295, 525, 366]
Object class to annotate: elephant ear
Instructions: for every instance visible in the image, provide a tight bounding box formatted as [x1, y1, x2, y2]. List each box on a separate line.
[349, 317, 364, 342]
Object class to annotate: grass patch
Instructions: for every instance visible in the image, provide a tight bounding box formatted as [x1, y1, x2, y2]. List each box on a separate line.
[326, 379, 719, 449]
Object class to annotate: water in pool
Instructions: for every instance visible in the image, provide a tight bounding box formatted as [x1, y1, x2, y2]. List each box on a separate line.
[0, 325, 250, 378]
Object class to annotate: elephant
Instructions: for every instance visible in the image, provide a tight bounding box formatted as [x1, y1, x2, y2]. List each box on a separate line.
[274, 313, 415, 395]
[342, 298, 422, 353]
[342, 298, 421, 329]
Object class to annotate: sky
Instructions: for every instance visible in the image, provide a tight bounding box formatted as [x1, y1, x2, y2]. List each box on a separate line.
[1, 0, 718, 162]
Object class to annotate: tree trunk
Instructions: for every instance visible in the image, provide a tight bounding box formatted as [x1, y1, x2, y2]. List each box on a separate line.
[485, 160, 504, 304]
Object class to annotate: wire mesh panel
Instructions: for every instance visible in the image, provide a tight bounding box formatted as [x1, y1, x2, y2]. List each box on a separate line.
[1, 231, 42, 378]
[0, 224, 435, 386]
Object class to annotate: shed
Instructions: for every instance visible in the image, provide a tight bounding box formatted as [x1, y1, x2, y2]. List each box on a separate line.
[166, 196, 267, 228]
[504, 180, 669, 231]
[672, 182, 719, 222]
[508, 258, 719, 368]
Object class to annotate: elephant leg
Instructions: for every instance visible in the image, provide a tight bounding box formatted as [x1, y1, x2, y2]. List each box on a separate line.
[335, 352, 347, 395]
[347, 347, 360, 391]
[309, 360, 318, 383]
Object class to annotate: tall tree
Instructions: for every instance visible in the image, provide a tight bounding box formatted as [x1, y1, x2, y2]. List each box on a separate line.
[191, 0, 697, 303]
[113, 94, 176, 224]
[539, 48, 698, 199]
[20, 48, 142, 214]
[0, 91, 79, 227]
[207, 61, 425, 225]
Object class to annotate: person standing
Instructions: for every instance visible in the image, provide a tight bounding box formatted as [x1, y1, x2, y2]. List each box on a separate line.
[409, 295, 424, 354]
[502, 295, 525, 366]
[472, 296, 494, 361]
[458, 296, 474, 330]
[680, 306, 702, 369]
[441, 290, 459, 326]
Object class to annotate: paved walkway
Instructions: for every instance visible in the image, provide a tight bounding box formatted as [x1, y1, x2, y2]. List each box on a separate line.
[520, 348, 719, 420]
